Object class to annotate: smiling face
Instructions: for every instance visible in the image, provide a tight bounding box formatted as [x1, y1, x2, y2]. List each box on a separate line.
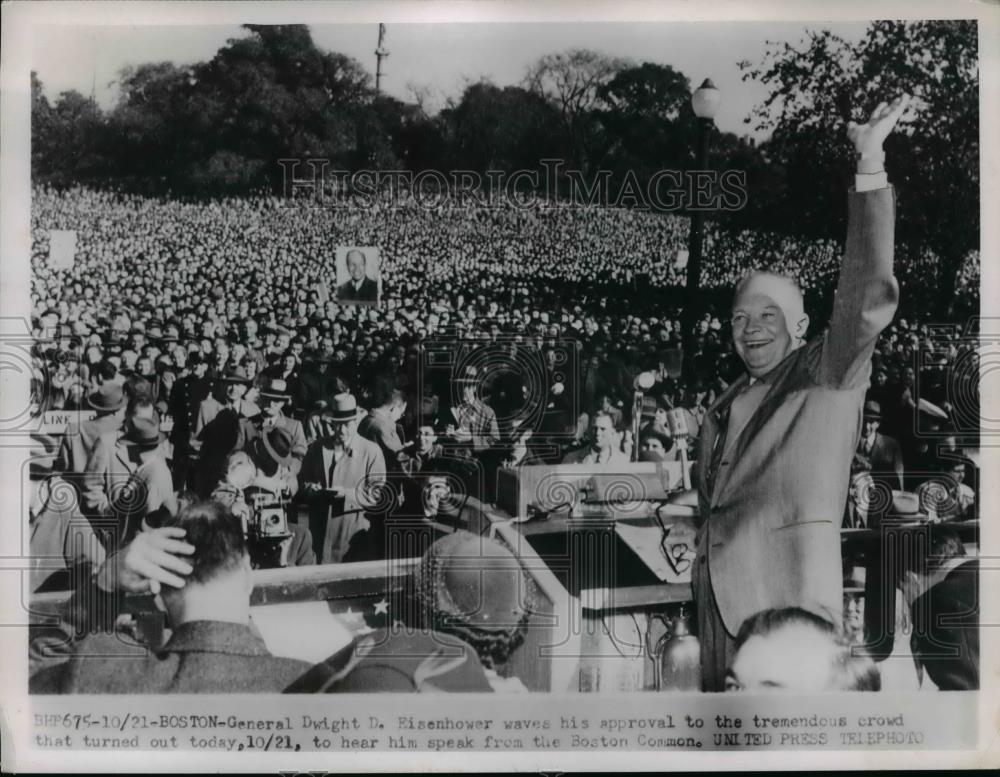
[731, 294, 794, 378]
[417, 425, 437, 453]
[346, 251, 366, 282]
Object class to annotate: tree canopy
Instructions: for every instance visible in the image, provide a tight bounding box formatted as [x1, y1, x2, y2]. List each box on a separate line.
[30, 20, 979, 317]
[737, 19, 978, 315]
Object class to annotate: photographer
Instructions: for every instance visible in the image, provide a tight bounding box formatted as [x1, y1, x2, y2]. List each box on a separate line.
[212, 439, 315, 569]
[244, 376, 308, 475]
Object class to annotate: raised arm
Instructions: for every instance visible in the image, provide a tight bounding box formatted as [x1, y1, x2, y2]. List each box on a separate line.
[818, 96, 910, 388]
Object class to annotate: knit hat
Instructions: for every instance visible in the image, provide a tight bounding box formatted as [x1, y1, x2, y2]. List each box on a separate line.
[414, 532, 535, 670]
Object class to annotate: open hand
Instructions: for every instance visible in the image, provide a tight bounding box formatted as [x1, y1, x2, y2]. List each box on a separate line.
[848, 95, 911, 157]
[96, 526, 195, 595]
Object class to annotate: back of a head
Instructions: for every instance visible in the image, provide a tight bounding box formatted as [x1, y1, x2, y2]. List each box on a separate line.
[124, 374, 154, 403]
[899, 525, 967, 579]
[731, 607, 880, 692]
[158, 500, 246, 590]
[96, 360, 118, 383]
[372, 377, 404, 410]
[414, 531, 534, 670]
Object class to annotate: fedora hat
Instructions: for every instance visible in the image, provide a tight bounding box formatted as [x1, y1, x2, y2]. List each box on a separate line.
[260, 377, 291, 402]
[862, 400, 882, 420]
[325, 393, 362, 422]
[87, 383, 126, 413]
[125, 416, 163, 449]
[259, 426, 295, 467]
[220, 365, 251, 383]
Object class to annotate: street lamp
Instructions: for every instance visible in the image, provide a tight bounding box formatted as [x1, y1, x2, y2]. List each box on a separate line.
[681, 78, 721, 376]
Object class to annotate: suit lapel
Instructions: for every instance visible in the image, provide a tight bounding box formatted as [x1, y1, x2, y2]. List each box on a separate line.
[701, 374, 749, 505]
[714, 347, 807, 506]
[116, 444, 139, 475]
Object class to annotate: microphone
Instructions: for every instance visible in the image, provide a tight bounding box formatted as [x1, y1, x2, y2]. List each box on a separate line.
[666, 409, 692, 490]
[666, 408, 689, 439]
[631, 371, 656, 463]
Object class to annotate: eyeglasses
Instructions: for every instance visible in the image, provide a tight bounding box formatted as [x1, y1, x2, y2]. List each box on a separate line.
[653, 506, 692, 576]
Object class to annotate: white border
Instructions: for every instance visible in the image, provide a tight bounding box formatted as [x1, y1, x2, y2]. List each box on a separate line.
[2, 1, 998, 772]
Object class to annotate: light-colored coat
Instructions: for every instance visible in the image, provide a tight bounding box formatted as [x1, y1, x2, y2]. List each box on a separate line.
[82, 436, 177, 542]
[55, 413, 122, 476]
[695, 187, 898, 636]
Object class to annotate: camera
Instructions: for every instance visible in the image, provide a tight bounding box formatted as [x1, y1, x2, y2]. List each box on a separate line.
[245, 491, 292, 569]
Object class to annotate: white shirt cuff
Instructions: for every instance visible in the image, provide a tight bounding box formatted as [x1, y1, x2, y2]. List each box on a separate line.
[855, 172, 889, 192]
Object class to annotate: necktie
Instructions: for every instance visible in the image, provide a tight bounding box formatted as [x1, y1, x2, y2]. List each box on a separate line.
[327, 454, 337, 489]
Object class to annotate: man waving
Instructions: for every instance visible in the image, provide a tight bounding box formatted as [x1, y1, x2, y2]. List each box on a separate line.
[693, 96, 910, 691]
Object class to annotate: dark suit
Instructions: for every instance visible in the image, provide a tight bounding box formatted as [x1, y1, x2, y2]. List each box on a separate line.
[167, 373, 211, 489]
[358, 408, 407, 471]
[343, 499, 475, 564]
[693, 187, 898, 690]
[910, 559, 978, 690]
[30, 620, 312, 694]
[243, 412, 308, 475]
[859, 430, 904, 491]
[336, 277, 379, 304]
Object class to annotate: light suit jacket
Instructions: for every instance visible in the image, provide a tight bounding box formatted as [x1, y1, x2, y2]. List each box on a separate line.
[55, 413, 122, 476]
[695, 187, 898, 636]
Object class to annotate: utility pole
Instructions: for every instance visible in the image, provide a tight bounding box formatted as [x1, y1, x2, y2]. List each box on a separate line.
[375, 23, 389, 94]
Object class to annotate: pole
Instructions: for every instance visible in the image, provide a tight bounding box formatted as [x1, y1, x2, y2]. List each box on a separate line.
[375, 24, 389, 94]
[631, 390, 643, 463]
[681, 117, 711, 377]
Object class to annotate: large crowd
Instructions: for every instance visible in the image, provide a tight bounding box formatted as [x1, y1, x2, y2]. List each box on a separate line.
[23, 182, 980, 694]
[29, 185, 980, 535]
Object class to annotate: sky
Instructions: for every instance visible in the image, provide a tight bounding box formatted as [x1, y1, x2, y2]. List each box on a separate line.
[31, 21, 871, 140]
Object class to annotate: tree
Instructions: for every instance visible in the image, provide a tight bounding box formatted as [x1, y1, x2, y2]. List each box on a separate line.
[740, 20, 978, 316]
[594, 62, 697, 180]
[31, 71, 53, 179]
[525, 49, 632, 172]
[30, 73, 108, 186]
[441, 80, 562, 173]
[97, 25, 375, 193]
[187, 24, 373, 189]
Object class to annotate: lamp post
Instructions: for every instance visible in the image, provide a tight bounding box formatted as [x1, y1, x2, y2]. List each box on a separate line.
[681, 78, 721, 376]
